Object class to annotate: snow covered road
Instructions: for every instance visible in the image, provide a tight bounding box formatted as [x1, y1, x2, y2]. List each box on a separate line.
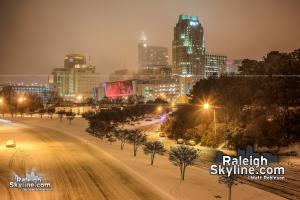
[0, 119, 172, 200]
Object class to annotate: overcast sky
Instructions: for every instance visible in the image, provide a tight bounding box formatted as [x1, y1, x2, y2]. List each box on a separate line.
[0, 0, 300, 83]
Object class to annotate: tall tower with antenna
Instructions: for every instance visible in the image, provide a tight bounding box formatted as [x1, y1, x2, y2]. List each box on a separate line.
[138, 32, 148, 69]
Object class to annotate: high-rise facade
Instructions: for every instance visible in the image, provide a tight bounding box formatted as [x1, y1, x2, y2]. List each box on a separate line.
[138, 33, 168, 69]
[49, 54, 100, 100]
[205, 53, 227, 78]
[172, 15, 205, 77]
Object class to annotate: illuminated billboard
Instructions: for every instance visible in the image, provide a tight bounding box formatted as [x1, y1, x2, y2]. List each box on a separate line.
[104, 80, 134, 98]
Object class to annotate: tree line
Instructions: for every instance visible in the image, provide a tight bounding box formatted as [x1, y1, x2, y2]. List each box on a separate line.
[162, 49, 300, 150]
[83, 105, 200, 180]
[83, 106, 236, 199]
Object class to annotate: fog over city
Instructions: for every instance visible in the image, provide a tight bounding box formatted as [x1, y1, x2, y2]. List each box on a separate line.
[0, 1, 300, 200]
[0, 0, 300, 83]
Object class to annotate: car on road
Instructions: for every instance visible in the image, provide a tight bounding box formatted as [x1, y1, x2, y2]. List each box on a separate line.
[108, 136, 117, 142]
[283, 151, 298, 156]
[86, 127, 94, 134]
[177, 138, 184, 144]
[145, 118, 152, 121]
[185, 140, 196, 146]
[6, 140, 16, 148]
[159, 132, 166, 137]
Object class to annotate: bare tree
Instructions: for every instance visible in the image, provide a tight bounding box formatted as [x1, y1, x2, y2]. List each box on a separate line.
[108, 135, 117, 144]
[38, 109, 46, 118]
[143, 140, 165, 165]
[219, 174, 238, 200]
[66, 112, 76, 125]
[57, 110, 65, 121]
[127, 129, 146, 156]
[117, 129, 129, 150]
[169, 145, 199, 180]
[47, 107, 55, 119]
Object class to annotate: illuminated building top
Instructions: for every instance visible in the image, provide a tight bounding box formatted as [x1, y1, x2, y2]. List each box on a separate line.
[64, 54, 86, 69]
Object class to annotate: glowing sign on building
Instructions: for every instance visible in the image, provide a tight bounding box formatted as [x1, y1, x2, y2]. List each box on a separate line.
[189, 21, 199, 26]
[104, 80, 134, 99]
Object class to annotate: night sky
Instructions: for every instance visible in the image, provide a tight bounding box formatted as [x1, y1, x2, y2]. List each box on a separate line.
[0, 0, 300, 83]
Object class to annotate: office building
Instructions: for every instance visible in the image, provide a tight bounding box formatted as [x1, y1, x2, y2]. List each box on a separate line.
[101, 75, 195, 104]
[138, 33, 168, 69]
[136, 78, 179, 102]
[172, 15, 205, 77]
[49, 54, 100, 100]
[109, 69, 134, 82]
[64, 54, 86, 69]
[205, 53, 227, 78]
[138, 67, 172, 80]
[0, 84, 51, 103]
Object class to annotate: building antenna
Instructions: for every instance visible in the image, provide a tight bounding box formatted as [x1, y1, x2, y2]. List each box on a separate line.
[140, 32, 147, 42]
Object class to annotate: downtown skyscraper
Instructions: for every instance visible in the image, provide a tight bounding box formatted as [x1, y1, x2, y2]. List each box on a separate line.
[172, 15, 205, 78]
[138, 32, 169, 70]
[49, 54, 100, 100]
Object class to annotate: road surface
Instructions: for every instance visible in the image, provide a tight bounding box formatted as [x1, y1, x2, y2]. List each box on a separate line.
[0, 117, 287, 200]
[0, 119, 171, 200]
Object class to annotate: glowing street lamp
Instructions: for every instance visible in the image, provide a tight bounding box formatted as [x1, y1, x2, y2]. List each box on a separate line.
[0, 98, 3, 104]
[157, 106, 162, 112]
[77, 95, 83, 101]
[18, 97, 25, 103]
[203, 103, 210, 109]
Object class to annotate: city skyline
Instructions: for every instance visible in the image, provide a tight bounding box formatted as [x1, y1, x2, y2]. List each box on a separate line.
[0, 2, 299, 199]
[0, 0, 300, 84]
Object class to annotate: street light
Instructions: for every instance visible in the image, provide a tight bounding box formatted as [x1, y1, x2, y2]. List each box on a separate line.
[76, 95, 84, 103]
[0, 98, 3, 104]
[18, 97, 25, 103]
[157, 106, 162, 112]
[17, 97, 26, 117]
[76, 95, 83, 100]
[202, 103, 216, 138]
[203, 103, 210, 109]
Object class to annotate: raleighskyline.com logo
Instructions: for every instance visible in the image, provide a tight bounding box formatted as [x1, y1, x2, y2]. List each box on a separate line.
[210, 146, 285, 181]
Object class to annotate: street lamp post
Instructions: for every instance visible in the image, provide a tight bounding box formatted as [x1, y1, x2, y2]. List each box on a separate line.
[18, 97, 25, 117]
[203, 103, 217, 138]
[0, 98, 4, 117]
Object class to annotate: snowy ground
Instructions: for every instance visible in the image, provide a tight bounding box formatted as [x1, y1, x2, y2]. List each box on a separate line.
[0, 116, 289, 200]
